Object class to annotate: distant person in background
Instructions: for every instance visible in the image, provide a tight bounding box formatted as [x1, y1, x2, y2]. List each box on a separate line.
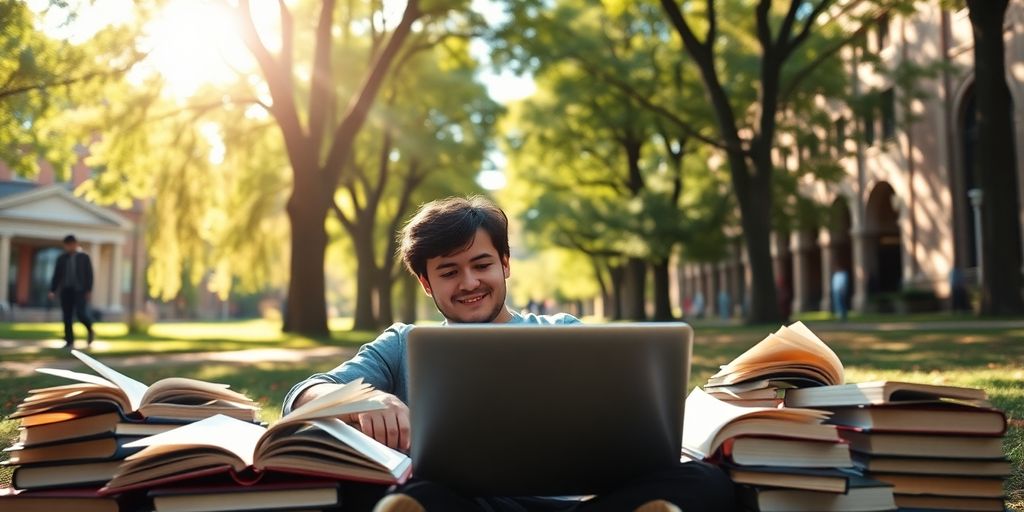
[831, 265, 851, 322]
[48, 235, 95, 349]
[691, 291, 705, 319]
[717, 289, 731, 320]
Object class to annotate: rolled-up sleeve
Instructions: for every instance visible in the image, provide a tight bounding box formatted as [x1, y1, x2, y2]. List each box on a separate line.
[281, 323, 411, 415]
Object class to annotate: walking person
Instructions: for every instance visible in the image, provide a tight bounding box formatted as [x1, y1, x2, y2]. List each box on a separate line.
[831, 264, 851, 322]
[48, 235, 95, 349]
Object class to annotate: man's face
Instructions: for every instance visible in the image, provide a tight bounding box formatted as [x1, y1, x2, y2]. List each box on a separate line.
[418, 228, 511, 324]
[63, 242, 77, 253]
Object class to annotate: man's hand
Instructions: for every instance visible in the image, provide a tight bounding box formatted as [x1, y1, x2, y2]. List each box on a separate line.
[341, 393, 411, 452]
[85, 292, 91, 302]
[293, 384, 411, 452]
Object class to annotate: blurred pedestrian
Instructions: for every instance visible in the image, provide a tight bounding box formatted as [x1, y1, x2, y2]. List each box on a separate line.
[831, 265, 850, 322]
[48, 235, 95, 349]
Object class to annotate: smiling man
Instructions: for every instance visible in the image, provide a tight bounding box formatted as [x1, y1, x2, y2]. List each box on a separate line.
[282, 196, 736, 512]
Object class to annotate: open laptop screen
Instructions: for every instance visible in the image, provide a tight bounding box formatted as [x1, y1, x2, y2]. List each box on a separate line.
[407, 323, 692, 496]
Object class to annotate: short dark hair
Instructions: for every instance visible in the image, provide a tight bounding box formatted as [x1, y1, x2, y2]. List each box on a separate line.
[63, 235, 77, 244]
[399, 196, 510, 278]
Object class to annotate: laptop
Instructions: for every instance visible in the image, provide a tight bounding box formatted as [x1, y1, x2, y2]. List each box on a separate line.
[406, 322, 692, 496]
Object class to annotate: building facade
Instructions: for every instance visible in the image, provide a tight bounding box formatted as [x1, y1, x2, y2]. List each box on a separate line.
[677, 4, 1024, 318]
[0, 156, 145, 321]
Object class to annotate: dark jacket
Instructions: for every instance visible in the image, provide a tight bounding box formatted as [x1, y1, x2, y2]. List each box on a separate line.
[50, 251, 94, 293]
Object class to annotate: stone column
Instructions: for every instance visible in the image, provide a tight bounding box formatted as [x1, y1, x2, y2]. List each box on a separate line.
[85, 242, 104, 307]
[819, 228, 834, 313]
[790, 231, 813, 313]
[0, 234, 10, 308]
[109, 242, 124, 312]
[852, 228, 871, 312]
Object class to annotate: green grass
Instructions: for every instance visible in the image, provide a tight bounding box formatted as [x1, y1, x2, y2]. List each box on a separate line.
[0, 319, 378, 362]
[0, 321, 1021, 509]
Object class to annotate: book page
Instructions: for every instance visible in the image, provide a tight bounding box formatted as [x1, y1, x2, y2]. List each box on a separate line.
[281, 379, 385, 425]
[71, 350, 149, 412]
[682, 387, 829, 458]
[124, 414, 264, 467]
[711, 322, 843, 385]
[308, 418, 408, 474]
[34, 368, 119, 389]
[142, 377, 254, 407]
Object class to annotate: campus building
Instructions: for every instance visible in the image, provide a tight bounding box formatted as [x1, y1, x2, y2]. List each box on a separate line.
[0, 153, 145, 322]
[677, 4, 1024, 317]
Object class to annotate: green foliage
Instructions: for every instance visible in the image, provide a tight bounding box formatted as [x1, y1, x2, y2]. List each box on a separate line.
[0, 0, 144, 177]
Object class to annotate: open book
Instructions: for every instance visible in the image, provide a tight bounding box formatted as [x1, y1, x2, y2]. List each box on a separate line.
[100, 378, 412, 493]
[707, 322, 844, 388]
[10, 350, 258, 425]
[682, 387, 837, 461]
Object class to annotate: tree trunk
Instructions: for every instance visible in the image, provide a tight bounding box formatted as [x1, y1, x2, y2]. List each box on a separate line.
[399, 273, 418, 324]
[742, 150, 783, 324]
[968, 0, 1024, 315]
[283, 180, 330, 336]
[651, 259, 674, 321]
[351, 224, 378, 331]
[376, 269, 395, 327]
[608, 263, 625, 320]
[623, 257, 647, 321]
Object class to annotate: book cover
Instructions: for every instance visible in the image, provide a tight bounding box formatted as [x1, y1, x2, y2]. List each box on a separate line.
[823, 402, 1006, 435]
[148, 480, 341, 512]
[785, 381, 988, 409]
[12, 459, 123, 490]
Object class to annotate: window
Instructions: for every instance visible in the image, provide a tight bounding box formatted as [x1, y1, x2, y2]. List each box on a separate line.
[863, 107, 876, 146]
[881, 88, 897, 140]
[835, 118, 847, 154]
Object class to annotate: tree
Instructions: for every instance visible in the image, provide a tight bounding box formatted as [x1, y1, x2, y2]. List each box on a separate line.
[656, 0, 910, 323]
[0, 0, 144, 176]
[333, 38, 499, 329]
[965, 0, 1024, 315]
[496, 0, 729, 321]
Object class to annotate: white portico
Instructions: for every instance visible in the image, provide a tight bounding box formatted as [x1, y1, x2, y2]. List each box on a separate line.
[0, 184, 133, 317]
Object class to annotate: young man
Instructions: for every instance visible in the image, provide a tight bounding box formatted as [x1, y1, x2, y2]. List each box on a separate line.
[47, 234, 95, 349]
[283, 196, 736, 512]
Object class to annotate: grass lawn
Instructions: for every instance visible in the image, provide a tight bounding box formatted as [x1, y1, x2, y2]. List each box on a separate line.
[0, 320, 1021, 509]
[0, 318, 378, 362]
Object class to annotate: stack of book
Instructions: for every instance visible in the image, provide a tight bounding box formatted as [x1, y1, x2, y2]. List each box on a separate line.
[683, 387, 896, 512]
[99, 378, 412, 512]
[786, 381, 1010, 511]
[1, 350, 259, 511]
[705, 322, 844, 408]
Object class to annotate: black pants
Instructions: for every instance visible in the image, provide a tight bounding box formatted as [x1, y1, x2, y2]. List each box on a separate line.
[376, 461, 737, 512]
[60, 289, 93, 344]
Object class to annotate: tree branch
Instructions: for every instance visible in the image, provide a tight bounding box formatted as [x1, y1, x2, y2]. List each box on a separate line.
[566, 50, 735, 151]
[308, 0, 337, 159]
[0, 56, 143, 100]
[322, 0, 422, 191]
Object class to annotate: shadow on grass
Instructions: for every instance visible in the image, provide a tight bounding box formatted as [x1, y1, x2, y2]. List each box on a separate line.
[0, 320, 380, 362]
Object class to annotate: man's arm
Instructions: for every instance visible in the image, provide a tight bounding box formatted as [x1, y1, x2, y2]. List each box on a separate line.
[49, 254, 63, 293]
[282, 324, 412, 450]
[293, 383, 410, 451]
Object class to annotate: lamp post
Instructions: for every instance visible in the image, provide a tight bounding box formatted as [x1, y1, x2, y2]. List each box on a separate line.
[968, 188, 984, 285]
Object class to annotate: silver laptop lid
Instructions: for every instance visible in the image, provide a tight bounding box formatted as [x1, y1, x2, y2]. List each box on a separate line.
[407, 323, 692, 496]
